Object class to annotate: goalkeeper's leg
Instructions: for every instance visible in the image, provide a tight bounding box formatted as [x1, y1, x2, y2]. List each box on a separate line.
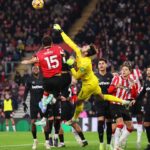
[100, 94, 130, 105]
[72, 101, 84, 121]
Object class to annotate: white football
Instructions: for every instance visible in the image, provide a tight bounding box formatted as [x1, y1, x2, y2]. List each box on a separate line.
[32, 0, 44, 9]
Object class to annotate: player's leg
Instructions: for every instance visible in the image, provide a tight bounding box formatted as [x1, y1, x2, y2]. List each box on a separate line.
[58, 126, 65, 147]
[105, 119, 112, 150]
[95, 100, 105, 150]
[10, 111, 16, 132]
[53, 101, 61, 147]
[30, 109, 40, 149]
[94, 85, 129, 105]
[109, 105, 124, 150]
[136, 113, 143, 149]
[5, 118, 9, 131]
[119, 108, 133, 149]
[143, 110, 150, 150]
[72, 122, 88, 147]
[31, 119, 38, 150]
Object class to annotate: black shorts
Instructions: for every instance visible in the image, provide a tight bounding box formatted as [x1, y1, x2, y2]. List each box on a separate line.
[30, 106, 43, 119]
[94, 100, 111, 119]
[130, 96, 143, 115]
[4, 111, 13, 119]
[46, 101, 61, 118]
[144, 108, 150, 122]
[60, 72, 72, 98]
[110, 104, 131, 121]
[43, 76, 62, 98]
[61, 101, 75, 121]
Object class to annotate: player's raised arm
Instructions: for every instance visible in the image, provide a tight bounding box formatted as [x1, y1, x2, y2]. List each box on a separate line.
[53, 24, 81, 58]
[21, 56, 39, 65]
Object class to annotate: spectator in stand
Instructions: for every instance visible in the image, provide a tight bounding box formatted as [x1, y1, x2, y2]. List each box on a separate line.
[14, 71, 22, 86]
[75, 0, 150, 71]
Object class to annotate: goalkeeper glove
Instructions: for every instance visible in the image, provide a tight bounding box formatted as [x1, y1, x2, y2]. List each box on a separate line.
[23, 102, 28, 112]
[66, 57, 75, 69]
[53, 24, 63, 32]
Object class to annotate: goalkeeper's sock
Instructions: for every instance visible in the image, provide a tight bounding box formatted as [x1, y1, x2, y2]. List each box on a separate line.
[104, 94, 123, 103]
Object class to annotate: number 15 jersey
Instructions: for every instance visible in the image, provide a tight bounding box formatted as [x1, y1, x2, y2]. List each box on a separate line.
[36, 44, 63, 78]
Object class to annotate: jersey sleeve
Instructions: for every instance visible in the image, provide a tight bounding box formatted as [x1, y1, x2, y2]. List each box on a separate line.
[108, 76, 119, 93]
[70, 61, 87, 79]
[61, 32, 81, 58]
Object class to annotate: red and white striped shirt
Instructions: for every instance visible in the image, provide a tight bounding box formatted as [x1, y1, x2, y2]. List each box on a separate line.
[108, 74, 138, 105]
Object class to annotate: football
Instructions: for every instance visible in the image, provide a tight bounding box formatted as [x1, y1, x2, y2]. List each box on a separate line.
[32, 0, 44, 9]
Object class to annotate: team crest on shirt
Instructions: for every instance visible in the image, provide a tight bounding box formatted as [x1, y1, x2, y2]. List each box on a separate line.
[80, 67, 85, 72]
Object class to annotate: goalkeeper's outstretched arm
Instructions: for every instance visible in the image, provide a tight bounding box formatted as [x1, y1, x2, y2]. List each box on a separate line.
[53, 24, 81, 58]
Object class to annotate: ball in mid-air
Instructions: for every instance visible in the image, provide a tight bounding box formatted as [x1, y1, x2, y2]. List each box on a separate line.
[32, 0, 44, 9]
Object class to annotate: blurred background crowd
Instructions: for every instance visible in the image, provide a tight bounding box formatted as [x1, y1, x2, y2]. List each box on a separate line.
[0, 0, 149, 117]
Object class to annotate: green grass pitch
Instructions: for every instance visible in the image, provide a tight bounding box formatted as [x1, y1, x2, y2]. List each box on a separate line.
[0, 131, 148, 150]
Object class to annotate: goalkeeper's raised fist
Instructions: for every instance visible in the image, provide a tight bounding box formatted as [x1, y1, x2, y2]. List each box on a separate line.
[53, 24, 62, 31]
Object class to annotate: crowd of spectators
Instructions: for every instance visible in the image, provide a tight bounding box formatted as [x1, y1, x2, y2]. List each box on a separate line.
[0, 0, 89, 112]
[0, 0, 89, 76]
[75, 0, 150, 71]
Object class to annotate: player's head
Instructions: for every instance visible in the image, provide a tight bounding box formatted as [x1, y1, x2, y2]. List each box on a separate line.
[81, 44, 97, 57]
[121, 61, 132, 78]
[32, 66, 39, 75]
[98, 58, 107, 72]
[42, 35, 52, 47]
[147, 65, 150, 78]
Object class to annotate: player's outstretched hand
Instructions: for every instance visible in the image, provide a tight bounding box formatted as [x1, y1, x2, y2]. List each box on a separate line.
[66, 57, 75, 66]
[53, 24, 61, 31]
[23, 102, 28, 112]
[21, 60, 29, 65]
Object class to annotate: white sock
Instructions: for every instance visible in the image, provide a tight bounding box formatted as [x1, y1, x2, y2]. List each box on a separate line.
[45, 140, 49, 144]
[12, 125, 16, 132]
[34, 139, 37, 142]
[137, 124, 143, 143]
[119, 128, 131, 144]
[72, 128, 81, 143]
[6, 126, 9, 131]
[114, 127, 122, 147]
[54, 134, 58, 139]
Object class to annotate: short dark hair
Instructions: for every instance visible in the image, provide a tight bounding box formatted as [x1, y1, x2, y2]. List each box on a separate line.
[87, 44, 97, 56]
[122, 61, 132, 71]
[98, 58, 107, 63]
[42, 35, 52, 46]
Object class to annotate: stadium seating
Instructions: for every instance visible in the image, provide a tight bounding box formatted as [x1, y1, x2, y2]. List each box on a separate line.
[74, 0, 150, 70]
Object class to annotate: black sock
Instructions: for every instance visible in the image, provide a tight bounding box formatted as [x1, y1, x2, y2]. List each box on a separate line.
[54, 119, 61, 135]
[77, 132, 85, 141]
[59, 134, 64, 143]
[44, 131, 49, 140]
[98, 120, 104, 143]
[106, 122, 112, 144]
[31, 124, 37, 139]
[145, 126, 150, 143]
[48, 120, 54, 134]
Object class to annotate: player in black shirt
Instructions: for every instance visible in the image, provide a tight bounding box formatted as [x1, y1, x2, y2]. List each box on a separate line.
[139, 66, 150, 150]
[23, 66, 50, 149]
[95, 58, 113, 150]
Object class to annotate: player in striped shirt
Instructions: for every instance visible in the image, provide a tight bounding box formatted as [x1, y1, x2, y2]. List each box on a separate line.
[108, 63, 138, 150]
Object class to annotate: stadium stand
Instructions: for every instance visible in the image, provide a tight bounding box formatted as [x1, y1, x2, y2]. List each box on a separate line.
[74, 0, 150, 71]
[0, 0, 90, 113]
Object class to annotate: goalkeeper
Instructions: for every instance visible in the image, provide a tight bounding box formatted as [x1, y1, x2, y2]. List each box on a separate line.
[53, 24, 130, 124]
